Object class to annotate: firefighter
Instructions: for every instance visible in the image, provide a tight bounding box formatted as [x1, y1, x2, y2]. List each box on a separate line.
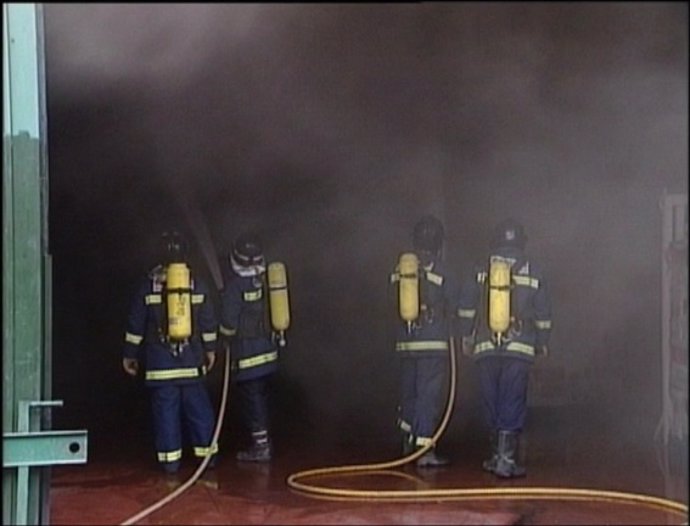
[220, 233, 280, 463]
[458, 218, 552, 478]
[122, 230, 219, 475]
[390, 215, 462, 468]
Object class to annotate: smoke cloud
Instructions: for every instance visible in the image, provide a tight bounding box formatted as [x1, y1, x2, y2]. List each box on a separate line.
[45, 2, 687, 476]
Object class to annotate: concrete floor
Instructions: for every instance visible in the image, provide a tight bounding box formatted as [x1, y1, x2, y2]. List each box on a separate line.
[49, 406, 688, 525]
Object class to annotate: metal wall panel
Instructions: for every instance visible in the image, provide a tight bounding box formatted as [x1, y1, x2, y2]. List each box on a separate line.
[3, 3, 50, 524]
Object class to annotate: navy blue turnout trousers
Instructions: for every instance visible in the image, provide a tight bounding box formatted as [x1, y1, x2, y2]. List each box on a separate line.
[476, 355, 531, 433]
[236, 377, 271, 433]
[151, 382, 216, 470]
[399, 356, 447, 445]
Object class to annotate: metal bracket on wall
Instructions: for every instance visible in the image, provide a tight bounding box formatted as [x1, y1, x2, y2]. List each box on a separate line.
[2, 400, 88, 525]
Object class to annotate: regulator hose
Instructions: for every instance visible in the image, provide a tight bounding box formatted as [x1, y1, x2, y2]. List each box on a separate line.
[119, 346, 231, 526]
[286, 338, 688, 520]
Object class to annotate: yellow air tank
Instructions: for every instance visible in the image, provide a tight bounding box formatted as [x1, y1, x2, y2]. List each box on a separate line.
[268, 262, 290, 346]
[488, 258, 511, 343]
[398, 253, 419, 331]
[166, 262, 192, 341]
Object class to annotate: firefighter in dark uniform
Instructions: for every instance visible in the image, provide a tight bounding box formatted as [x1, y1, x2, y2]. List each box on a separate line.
[122, 231, 219, 474]
[458, 218, 552, 478]
[390, 215, 462, 468]
[220, 233, 279, 463]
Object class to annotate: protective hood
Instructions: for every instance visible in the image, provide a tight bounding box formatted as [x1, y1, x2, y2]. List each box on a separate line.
[230, 254, 266, 277]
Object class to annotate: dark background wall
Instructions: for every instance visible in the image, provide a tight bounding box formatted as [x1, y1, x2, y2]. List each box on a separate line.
[43, 3, 687, 459]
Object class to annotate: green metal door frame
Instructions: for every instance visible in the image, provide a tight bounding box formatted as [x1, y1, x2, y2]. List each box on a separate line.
[3, 4, 88, 524]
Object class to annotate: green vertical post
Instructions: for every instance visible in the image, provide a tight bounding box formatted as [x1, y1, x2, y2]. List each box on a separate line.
[3, 3, 51, 524]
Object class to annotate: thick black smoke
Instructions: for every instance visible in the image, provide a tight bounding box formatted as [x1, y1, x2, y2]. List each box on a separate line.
[45, 3, 687, 470]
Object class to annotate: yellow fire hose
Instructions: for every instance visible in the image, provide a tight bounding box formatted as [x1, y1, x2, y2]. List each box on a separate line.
[286, 338, 689, 520]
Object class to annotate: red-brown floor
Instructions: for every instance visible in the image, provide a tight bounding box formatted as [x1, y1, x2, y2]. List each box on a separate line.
[50, 427, 688, 526]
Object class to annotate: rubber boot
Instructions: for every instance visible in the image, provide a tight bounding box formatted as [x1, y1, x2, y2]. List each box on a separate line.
[416, 447, 450, 468]
[161, 460, 182, 489]
[201, 453, 218, 477]
[197, 467, 219, 490]
[164, 472, 183, 490]
[402, 432, 415, 457]
[236, 430, 272, 463]
[482, 431, 499, 473]
[494, 430, 526, 478]
[161, 460, 181, 474]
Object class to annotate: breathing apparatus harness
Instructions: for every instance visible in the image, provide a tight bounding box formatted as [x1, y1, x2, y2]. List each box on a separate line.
[398, 252, 445, 336]
[486, 254, 524, 347]
[267, 262, 290, 347]
[228, 256, 291, 348]
[164, 261, 194, 357]
[147, 264, 193, 357]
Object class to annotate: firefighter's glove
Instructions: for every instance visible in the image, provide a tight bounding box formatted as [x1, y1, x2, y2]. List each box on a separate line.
[536, 345, 549, 358]
[461, 336, 475, 357]
[122, 357, 139, 376]
[205, 352, 216, 372]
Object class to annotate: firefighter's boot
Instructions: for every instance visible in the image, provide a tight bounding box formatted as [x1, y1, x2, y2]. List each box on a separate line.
[236, 430, 272, 463]
[201, 453, 218, 476]
[482, 431, 499, 473]
[163, 472, 183, 490]
[161, 461, 182, 489]
[161, 460, 181, 475]
[402, 432, 415, 457]
[197, 467, 219, 490]
[416, 447, 450, 468]
[494, 430, 526, 478]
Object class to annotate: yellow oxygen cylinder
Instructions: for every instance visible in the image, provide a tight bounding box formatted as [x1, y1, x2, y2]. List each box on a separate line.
[398, 253, 419, 332]
[166, 262, 192, 341]
[488, 258, 511, 344]
[268, 262, 290, 347]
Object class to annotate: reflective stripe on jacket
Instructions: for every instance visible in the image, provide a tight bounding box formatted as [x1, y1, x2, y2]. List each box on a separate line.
[220, 269, 278, 381]
[389, 256, 461, 357]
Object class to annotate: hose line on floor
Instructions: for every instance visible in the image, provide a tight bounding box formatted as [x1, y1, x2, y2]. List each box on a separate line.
[286, 338, 689, 520]
[119, 347, 231, 526]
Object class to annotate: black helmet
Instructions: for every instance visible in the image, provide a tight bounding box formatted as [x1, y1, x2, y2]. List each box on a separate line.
[413, 215, 444, 255]
[230, 233, 264, 268]
[162, 230, 189, 263]
[491, 218, 527, 249]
